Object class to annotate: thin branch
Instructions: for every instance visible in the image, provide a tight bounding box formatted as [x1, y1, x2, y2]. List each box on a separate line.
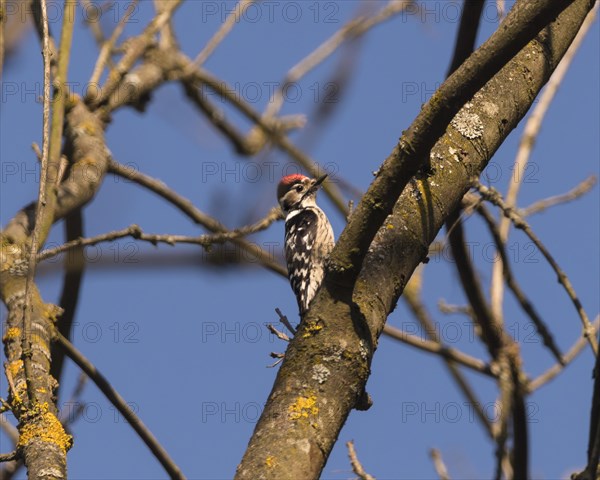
[510, 363, 529, 480]
[192, 0, 254, 67]
[275, 308, 296, 335]
[88, 0, 139, 86]
[445, 0, 485, 76]
[153, 0, 177, 49]
[264, 0, 415, 118]
[179, 62, 348, 214]
[383, 324, 495, 377]
[346, 441, 375, 480]
[79, 0, 114, 72]
[30, 0, 57, 64]
[493, 354, 513, 480]
[266, 324, 290, 343]
[438, 301, 473, 318]
[586, 333, 600, 480]
[326, 0, 576, 288]
[48, 0, 76, 182]
[38, 211, 282, 262]
[87, 0, 182, 107]
[53, 332, 185, 480]
[490, 0, 599, 322]
[470, 195, 564, 364]
[108, 159, 287, 276]
[0, 0, 5, 80]
[528, 316, 600, 392]
[182, 81, 270, 156]
[474, 180, 598, 354]
[0, 415, 18, 445]
[445, 208, 504, 358]
[521, 175, 597, 217]
[50, 210, 85, 383]
[0, 453, 17, 464]
[22, 0, 53, 406]
[402, 269, 494, 437]
[429, 448, 450, 480]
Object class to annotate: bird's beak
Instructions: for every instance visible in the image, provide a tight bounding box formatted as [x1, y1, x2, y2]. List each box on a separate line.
[301, 174, 328, 202]
[311, 174, 328, 190]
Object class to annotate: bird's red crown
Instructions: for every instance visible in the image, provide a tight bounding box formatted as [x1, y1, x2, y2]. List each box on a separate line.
[277, 174, 308, 200]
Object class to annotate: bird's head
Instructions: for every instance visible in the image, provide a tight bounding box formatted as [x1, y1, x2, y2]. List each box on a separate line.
[277, 174, 327, 214]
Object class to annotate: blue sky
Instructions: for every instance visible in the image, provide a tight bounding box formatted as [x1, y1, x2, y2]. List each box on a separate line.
[1, 1, 599, 479]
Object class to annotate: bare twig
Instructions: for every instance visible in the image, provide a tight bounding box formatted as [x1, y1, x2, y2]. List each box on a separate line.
[346, 441, 375, 480]
[87, 0, 183, 107]
[267, 352, 285, 368]
[402, 268, 494, 437]
[445, 208, 504, 358]
[528, 316, 600, 392]
[383, 324, 494, 377]
[21, 0, 54, 406]
[429, 448, 450, 480]
[0, 453, 17, 464]
[521, 175, 597, 217]
[182, 83, 258, 155]
[0, 415, 18, 445]
[38, 210, 282, 262]
[30, 0, 57, 63]
[438, 301, 472, 318]
[48, 0, 76, 183]
[51, 210, 85, 383]
[585, 334, 600, 480]
[53, 332, 185, 479]
[490, 1, 599, 322]
[88, 0, 139, 86]
[179, 60, 349, 215]
[274, 308, 296, 335]
[264, 1, 415, 117]
[0, 0, 5, 80]
[474, 180, 598, 354]
[493, 354, 513, 480]
[79, 0, 106, 43]
[469, 195, 564, 364]
[266, 324, 290, 342]
[108, 159, 287, 276]
[192, 0, 254, 67]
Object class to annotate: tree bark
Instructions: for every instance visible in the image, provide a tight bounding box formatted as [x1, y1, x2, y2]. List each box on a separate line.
[235, 1, 594, 478]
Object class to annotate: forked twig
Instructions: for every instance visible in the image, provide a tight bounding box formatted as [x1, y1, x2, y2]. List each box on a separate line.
[474, 180, 598, 355]
[430, 448, 450, 480]
[347, 440, 375, 480]
[521, 176, 597, 217]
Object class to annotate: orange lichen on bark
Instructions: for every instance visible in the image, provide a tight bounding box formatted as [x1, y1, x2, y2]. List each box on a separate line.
[17, 403, 73, 454]
[302, 321, 323, 338]
[288, 393, 319, 421]
[2, 327, 21, 341]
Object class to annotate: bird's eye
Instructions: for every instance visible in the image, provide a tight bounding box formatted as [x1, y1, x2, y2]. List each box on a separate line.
[295, 185, 304, 192]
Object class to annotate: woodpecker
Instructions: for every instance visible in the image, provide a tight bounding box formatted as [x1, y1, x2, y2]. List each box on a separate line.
[277, 174, 334, 316]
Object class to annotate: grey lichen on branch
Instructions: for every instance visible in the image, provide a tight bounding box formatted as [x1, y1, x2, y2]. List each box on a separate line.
[326, 0, 579, 289]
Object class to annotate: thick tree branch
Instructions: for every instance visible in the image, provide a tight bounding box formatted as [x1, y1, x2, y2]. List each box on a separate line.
[326, 0, 577, 287]
[235, 2, 594, 478]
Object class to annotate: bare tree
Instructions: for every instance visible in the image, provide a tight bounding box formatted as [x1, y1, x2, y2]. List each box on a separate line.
[0, 0, 598, 479]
